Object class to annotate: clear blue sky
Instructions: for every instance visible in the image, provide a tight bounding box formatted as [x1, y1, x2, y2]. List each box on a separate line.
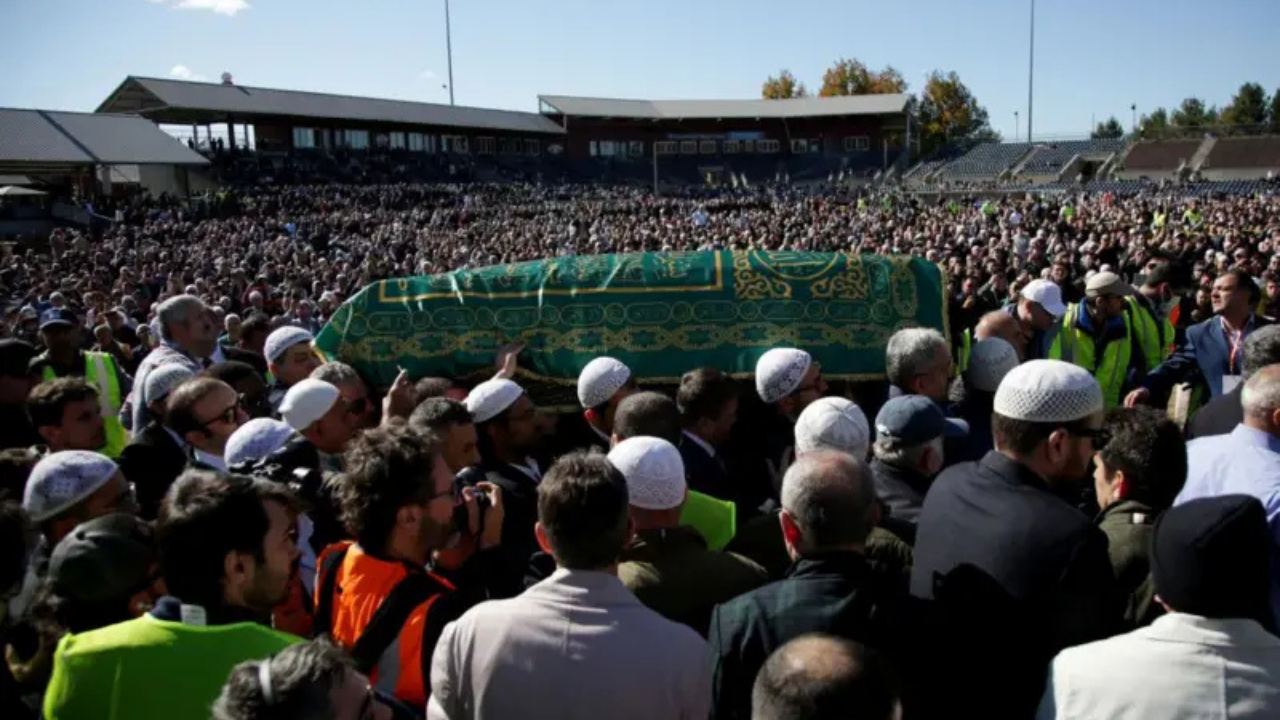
[3, 0, 1278, 140]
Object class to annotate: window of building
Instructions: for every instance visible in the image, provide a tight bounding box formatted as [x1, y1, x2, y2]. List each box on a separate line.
[757, 139, 780, 153]
[700, 140, 717, 154]
[292, 127, 314, 149]
[791, 138, 811, 153]
[407, 133, 425, 151]
[723, 141, 740, 153]
[743, 140, 755, 152]
[629, 141, 644, 157]
[525, 139, 541, 155]
[654, 141, 677, 155]
[590, 141, 599, 156]
[476, 137, 496, 155]
[844, 136, 871, 152]
[680, 140, 698, 155]
[345, 130, 369, 150]
[389, 132, 406, 149]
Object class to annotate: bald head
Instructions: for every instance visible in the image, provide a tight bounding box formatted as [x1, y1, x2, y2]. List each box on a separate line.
[780, 450, 876, 553]
[752, 634, 900, 720]
[975, 310, 1025, 359]
[1242, 365, 1280, 431]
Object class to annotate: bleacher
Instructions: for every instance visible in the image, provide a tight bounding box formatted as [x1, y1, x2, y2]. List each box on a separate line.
[1201, 137, 1280, 173]
[1019, 139, 1126, 175]
[1120, 139, 1203, 173]
[935, 143, 1033, 179]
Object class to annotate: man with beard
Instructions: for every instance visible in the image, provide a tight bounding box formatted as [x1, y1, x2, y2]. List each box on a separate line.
[43, 471, 303, 720]
[909, 360, 1120, 720]
[315, 425, 502, 709]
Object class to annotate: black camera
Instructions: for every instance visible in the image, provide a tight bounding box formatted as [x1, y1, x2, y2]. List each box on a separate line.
[451, 486, 491, 538]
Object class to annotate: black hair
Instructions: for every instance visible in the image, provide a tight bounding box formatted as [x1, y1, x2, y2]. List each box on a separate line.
[677, 367, 739, 426]
[536, 452, 629, 570]
[408, 397, 472, 437]
[27, 378, 98, 430]
[329, 425, 440, 552]
[1098, 407, 1187, 510]
[613, 392, 681, 444]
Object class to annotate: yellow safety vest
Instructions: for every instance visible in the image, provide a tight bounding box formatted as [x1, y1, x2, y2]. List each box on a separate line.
[956, 328, 973, 377]
[43, 352, 128, 458]
[1125, 297, 1172, 372]
[1048, 306, 1134, 410]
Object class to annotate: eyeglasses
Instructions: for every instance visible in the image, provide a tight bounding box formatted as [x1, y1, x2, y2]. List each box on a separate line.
[201, 397, 243, 429]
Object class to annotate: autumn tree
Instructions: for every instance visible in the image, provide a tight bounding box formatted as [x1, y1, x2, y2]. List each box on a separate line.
[761, 70, 808, 100]
[1091, 117, 1124, 139]
[1220, 82, 1269, 129]
[818, 58, 907, 97]
[916, 70, 997, 156]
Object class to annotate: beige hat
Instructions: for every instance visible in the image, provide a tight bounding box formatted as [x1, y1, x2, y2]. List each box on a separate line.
[1085, 271, 1134, 298]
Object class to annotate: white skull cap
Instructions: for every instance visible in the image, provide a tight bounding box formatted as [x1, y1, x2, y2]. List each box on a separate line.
[755, 348, 813, 404]
[993, 359, 1103, 423]
[23, 451, 120, 523]
[607, 436, 686, 511]
[465, 379, 524, 424]
[577, 357, 632, 409]
[966, 338, 1020, 393]
[794, 397, 871, 460]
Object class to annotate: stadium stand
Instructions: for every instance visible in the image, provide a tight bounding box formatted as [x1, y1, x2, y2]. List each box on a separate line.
[1199, 136, 1280, 179]
[934, 142, 1033, 179]
[1117, 139, 1204, 176]
[1016, 139, 1126, 175]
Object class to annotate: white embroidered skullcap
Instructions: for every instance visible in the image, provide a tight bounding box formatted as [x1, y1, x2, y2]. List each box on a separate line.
[465, 379, 524, 424]
[607, 436, 686, 511]
[225, 418, 297, 467]
[994, 359, 1103, 423]
[577, 357, 632, 409]
[794, 397, 871, 460]
[279, 379, 340, 432]
[23, 451, 120, 523]
[264, 326, 314, 364]
[965, 338, 1020, 393]
[755, 348, 813, 404]
[143, 363, 195, 406]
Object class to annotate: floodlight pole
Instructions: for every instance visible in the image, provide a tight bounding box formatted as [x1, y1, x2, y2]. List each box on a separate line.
[445, 0, 455, 106]
[1027, 0, 1035, 142]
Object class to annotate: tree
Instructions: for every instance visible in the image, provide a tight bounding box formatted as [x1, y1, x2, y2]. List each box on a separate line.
[818, 58, 907, 97]
[1171, 97, 1214, 128]
[761, 70, 808, 100]
[1092, 116, 1124, 139]
[1138, 107, 1169, 137]
[1220, 82, 1269, 128]
[1271, 89, 1280, 133]
[916, 70, 996, 156]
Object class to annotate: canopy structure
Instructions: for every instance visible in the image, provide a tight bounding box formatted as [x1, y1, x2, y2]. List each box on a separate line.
[0, 108, 209, 169]
[316, 251, 947, 401]
[538, 94, 912, 120]
[0, 186, 47, 197]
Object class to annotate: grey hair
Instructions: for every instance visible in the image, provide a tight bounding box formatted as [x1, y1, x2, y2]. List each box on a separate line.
[310, 361, 361, 387]
[212, 638, 350, 720]
[1244, 327, 1280, 379]
[872, 435, 942, 470]
[156, 295, 206, 343]
[885, 328, 948, 390]
[1242, 365, 1280, 421]
[780, 450, 877, 553]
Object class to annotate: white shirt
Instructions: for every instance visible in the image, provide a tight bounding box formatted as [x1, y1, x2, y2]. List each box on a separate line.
[682, 430, 716, 458]
[510, 458, 541, 482]
[193, 449, 226, 471]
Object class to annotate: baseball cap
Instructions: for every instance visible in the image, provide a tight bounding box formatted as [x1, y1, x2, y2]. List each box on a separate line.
[874, 395, 968, 445]
[1020, 279, 1067, 318]
[48, 513, 157, 605]
[39, 308, 78, 331]
[1085, 271, 1134, 298]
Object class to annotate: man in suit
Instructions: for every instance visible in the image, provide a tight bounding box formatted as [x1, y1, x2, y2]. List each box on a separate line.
[164, 377, 248, 471]
[1127, 268, 1274, 408]
[116, 364, 195, 518]
[427, 452, 712, 720]
[460, 378, 547, 597]
[676, 367, 740, 506]
[1037, 495, 1280, 719]
[1186, 326, 1280, 440]
[708, 451, 905, 720]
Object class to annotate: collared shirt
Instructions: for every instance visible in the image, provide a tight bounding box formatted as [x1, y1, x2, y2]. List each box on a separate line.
[589, 424, 611, 447]
[1177, 424, 1280, 624]
[192, 449, 226, 471]
[682, 430, 716, 458]
[510, 458, 541, 482]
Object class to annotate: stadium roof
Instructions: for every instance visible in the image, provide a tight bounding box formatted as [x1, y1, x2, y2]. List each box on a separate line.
[98, 76, 566, 135]
[538, 94, 912, 120]
[0, 108, 209, 165]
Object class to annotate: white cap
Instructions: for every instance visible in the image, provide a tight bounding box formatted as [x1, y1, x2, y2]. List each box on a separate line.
[755, 348, 813, 404]
[607, 436, 686, 511]
[994, 359, 1103, 423]
[225, 418, 297, 467]
[265, 326, 314, 364]
[577, 357, 632, 409]
[966, 338, 1020, 393]
[465, 379, 524, 424]
[143, 363, 195, 406]
[279, 379, 340, 431]
[23, 451, 120, 523]
[1020, 279, 1067, 317]
[794, 397, 871, 460]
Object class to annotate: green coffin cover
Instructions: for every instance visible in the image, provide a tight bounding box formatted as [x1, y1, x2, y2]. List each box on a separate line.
[315, 250, 947, 392]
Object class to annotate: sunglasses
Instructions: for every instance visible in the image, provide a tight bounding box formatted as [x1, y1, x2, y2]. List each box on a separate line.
[201, 397, 243, 429]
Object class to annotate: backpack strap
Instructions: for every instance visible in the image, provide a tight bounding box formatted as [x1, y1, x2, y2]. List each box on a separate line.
[347, 570, 449, 675]
[311, 544, 350, 638]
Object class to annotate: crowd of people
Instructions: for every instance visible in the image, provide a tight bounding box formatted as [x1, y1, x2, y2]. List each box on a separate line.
[1, 176, 1280, 719]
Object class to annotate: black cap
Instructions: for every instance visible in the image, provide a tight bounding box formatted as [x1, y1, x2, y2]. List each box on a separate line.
[1151, 495, 1272, 626]
[0, 340, 36, 378]
[48, 513, 157, 605]
[39, 308, 78, 331]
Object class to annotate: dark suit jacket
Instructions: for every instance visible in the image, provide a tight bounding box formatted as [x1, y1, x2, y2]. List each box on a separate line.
[1144, 314, 1273, 400]
[221, 345, 269, 378]
[707, 553, 906, 720]
[679, 433, 737, 505]
[457, 461, 541, 599]
[1185, 383, 1243, 440]
[116, 423, 188, 519]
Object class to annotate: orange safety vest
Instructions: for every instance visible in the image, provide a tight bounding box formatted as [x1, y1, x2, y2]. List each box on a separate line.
[272, 573, 314, 638]
[313, 541, 455, 707]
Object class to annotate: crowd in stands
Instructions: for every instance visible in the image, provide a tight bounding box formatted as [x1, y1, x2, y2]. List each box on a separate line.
[2, 175, 1280, 719]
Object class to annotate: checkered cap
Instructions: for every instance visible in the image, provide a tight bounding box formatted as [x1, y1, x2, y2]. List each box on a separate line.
[23, 451, 120, 523]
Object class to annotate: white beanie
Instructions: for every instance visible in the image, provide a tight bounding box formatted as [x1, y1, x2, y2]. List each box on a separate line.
[465, 379, 524, 424]
[24, 451, 120, 523]
[225, 418, 297, 466]
[755, 348, 813, 404]
[607, 436, 686, 510]
[994, 360, 1103, 423]
[577, 357, 632, 409]
[966, 338, 1020, 393]
[279, 379, 340, 431]
[794, 397, 871, 459]
[265, 326, 314, 364]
